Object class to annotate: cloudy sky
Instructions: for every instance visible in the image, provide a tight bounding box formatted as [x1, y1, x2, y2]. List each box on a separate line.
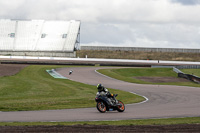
[1, 0, 200, 48]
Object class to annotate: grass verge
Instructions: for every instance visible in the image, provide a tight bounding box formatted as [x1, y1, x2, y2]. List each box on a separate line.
[0, 117, 200, 126]
[97, 68, 200, 87]
[0, 65, 144, 111]
[181, 69, 200, 77]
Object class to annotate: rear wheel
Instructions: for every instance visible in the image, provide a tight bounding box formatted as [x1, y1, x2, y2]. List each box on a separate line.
[117, 100, 125, 112]
[96, 101, 107, 113]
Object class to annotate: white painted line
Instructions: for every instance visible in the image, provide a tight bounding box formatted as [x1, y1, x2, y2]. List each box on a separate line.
[128, 92, 149, 105]
[95, 69, 118, 80]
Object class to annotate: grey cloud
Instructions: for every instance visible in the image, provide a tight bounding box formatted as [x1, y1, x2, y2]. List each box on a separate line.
[82, 22, 200, 48]
[81, 23, 133, 44]
[1, 0, 200, 48]
[171, 0, 200, 5]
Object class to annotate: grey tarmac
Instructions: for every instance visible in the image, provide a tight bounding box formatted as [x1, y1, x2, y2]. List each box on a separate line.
[0, 67, 200, 122]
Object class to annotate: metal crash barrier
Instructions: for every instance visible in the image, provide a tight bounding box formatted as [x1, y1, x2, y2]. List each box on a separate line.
[173, 67, 200, 84]
[178, 73, 200, 84]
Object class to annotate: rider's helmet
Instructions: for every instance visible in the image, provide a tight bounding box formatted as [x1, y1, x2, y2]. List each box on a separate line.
[97, 84, 104, 91]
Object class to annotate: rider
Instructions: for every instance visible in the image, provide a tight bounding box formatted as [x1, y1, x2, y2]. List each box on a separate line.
[96, 84, 116, 106]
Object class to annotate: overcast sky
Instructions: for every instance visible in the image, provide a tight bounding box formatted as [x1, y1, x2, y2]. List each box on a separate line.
[1, 0, 200, 48]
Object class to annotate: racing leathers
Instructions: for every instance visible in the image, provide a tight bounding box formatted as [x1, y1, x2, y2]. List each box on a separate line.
[96, 88, 116, 106]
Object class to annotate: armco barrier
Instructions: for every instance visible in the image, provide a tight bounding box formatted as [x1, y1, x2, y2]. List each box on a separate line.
[172, 67, 200, 84]
[176, 65, 200, 69]
[173, 67, 183, 74]
[178, 73, 200, 84]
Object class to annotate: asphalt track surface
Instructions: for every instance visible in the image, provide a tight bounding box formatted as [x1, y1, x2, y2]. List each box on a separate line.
[0, 67, 200, 122]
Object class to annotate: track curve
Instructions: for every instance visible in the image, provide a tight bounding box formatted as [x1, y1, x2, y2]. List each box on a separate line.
[0, 67, 200, 122]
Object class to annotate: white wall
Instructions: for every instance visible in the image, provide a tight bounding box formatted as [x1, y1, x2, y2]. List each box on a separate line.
[0, 20, 16, 50]
[0, 19, 80, 52]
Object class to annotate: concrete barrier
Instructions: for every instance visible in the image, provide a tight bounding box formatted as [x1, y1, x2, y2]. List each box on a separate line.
[0, 51, 76, 57]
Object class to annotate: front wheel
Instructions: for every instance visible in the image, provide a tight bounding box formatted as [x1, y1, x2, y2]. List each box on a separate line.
[117, 100, 125, 112]
[96, 101, 107, 113]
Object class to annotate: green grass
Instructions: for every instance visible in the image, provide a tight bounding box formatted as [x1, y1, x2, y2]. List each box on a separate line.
[0, 65, 144, 111]
[1, 66, 199, 126]
[181, 69, 200, 77]
[0, 117, 200, 126]
[97, 68, 200, 87]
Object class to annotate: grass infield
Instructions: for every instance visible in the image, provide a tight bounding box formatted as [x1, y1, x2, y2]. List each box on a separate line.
[0, 65, 144, 111]
[97, 68, 200, 87]
[1, 66, 199, 125]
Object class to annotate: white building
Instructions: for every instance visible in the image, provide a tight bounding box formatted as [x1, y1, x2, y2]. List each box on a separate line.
[0, 19, 80, 57]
